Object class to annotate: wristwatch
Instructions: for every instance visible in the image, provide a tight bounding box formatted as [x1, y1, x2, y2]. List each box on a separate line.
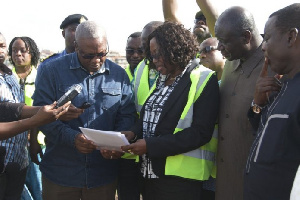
[251, 100, 263, 114]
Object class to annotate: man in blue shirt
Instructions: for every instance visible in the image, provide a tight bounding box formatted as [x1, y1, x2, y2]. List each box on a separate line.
[33, 21, 136, 200]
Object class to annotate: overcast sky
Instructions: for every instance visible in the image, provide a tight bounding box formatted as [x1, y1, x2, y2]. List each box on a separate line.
[1, 0, 296, 53]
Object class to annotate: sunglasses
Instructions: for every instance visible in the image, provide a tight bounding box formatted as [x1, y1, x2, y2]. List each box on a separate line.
[194, 17, 207, 24]
[199, 46, 217, 54]
[149, 52, 161, 62]
[78, 44, 109, 60]
[126, 48, 143, 55]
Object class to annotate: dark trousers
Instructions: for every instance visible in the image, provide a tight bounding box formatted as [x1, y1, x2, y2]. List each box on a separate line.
[42, 176, 117, 200]
[117, 159, 141, 200]
[3, 164, 28, 200]
[141, 176, 203, 200]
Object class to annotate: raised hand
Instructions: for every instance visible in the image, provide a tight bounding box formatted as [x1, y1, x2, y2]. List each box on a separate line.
[31, 101, 71, 125]
[254, 58, 281, 106]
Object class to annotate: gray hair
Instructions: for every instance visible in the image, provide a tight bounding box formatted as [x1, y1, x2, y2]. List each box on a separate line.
[75, 21, 107, 42]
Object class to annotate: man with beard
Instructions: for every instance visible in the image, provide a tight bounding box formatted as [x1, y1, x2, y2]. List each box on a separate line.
[193, 11, 212, 44]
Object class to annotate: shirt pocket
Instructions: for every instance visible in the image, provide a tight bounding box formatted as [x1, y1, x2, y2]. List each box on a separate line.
[101, 87, 121, 112]
[254, 114, 289, 163]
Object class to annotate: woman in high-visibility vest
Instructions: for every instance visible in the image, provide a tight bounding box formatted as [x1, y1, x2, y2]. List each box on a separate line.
[9, 36, 43, 199]
[121, 22, 220, 200]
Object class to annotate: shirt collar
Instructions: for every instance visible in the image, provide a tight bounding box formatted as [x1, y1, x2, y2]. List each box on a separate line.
[0, 63, 12, 75]
[232, 43, 264, 77]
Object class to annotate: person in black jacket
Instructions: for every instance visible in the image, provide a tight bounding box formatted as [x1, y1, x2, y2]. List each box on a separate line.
[245, 3, 300, 199]
[117, 22, 219, 200]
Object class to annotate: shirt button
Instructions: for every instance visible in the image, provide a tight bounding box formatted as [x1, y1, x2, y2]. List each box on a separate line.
[225, 114, 229, 118]
[220, 136, 225, 141]
[220, 158, 224, 162]
[232, 92, 236, 96]
[240, 69, 244, 74]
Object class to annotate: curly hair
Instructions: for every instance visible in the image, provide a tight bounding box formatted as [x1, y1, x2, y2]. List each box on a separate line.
[144, 21, 199, 69]
[8, 36, 40, 67]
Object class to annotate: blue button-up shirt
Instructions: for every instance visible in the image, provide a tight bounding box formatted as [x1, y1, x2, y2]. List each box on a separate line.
[33, 53, 136, 188]
[0, 65, 28, 170]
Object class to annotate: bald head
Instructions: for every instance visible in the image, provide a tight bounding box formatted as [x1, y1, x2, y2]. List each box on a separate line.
[75, 21, 107, 43]
[141, 21, 163, 50]
[216, 6, 257, 34]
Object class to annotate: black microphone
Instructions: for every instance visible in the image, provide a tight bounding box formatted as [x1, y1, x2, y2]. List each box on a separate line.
[55, 84, 82, 108]
[0, 147, 6, 173]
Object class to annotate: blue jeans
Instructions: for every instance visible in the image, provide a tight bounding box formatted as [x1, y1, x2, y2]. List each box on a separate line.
[21, 153, 42, 200]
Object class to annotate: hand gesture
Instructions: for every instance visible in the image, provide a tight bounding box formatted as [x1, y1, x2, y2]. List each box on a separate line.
[121, 139, 147, 156]
[31, 101, 71, 125]
[254, 58, 281, 106]
[75, 133, 96, 153]
[59, 104, 84, 121]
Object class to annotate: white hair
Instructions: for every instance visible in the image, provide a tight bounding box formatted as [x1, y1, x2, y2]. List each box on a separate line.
[75, 21, 107, 42]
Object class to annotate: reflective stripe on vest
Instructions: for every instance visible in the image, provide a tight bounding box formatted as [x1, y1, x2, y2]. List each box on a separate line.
[165, 65, 217, 181]
[12, 66, 36, 106]
[125, 65, 133, 82]
[133, 60, 156, 114]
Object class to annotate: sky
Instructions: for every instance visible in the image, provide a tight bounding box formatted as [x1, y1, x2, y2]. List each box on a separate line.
[1, 0, 296, 54]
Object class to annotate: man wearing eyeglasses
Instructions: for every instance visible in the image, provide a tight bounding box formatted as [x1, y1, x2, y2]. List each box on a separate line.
[33, 21, 136, 200]
[124, 32, 143, 82]
[199, 37, 226, 82]
[117, 31, 143, 200]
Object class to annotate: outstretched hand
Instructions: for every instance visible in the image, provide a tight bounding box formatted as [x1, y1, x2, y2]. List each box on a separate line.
[254, 58, 281, 106]
[31, 101, 71, 125]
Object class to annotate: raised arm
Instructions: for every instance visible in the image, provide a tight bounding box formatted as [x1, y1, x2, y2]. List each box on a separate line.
[0, 102, 70, 140]
[162, 0, 181, 23]
[196, 0, 219, 36]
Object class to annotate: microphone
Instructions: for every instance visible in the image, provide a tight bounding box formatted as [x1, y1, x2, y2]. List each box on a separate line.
[56, 84, 82, 108]
[0, 147, 6, 173]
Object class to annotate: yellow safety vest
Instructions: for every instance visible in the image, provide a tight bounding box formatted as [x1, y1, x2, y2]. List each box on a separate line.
[13, 66, 36, 106]
[124, 64, 133, 82]
[132, 59, 156, 114]
[164, 65, 217, 181]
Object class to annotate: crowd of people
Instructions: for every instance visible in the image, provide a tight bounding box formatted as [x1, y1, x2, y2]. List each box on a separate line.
[0, 0, 300, 200]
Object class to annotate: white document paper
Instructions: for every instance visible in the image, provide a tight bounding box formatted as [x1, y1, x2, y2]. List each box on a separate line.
[79, 127, 129, 152]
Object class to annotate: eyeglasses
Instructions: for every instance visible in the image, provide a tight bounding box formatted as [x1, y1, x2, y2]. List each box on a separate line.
[199, 46, 217, 54]
[149, 52, 161, 62]
[194, 17, 207, 24]
[126, 48, 143, 55]
[78, 45, 109, 60]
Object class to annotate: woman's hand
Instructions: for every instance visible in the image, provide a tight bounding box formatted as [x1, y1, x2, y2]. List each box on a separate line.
[30, 101, 71, 125]
[121, 139, 147, 156]
[121, 131, 136, 141]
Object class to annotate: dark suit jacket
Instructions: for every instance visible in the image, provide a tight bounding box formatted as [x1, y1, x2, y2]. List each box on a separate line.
[131, 67, 219, 177]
